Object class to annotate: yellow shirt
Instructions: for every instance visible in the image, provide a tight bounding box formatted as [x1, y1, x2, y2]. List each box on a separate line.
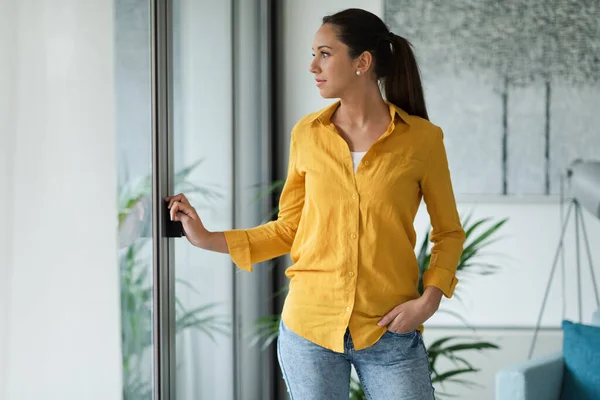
[224, 100, 465, 353]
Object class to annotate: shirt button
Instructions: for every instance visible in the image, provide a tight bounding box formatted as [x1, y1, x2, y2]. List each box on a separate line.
[352, 193, 357, 199]
[351, 233, 357, 239]
[346, 307, 351, 312]
[364, 160, 369, 166]
[349, 271, 354, 277]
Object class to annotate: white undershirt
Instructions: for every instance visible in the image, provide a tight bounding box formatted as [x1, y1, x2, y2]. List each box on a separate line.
[350, 151, 367, 173]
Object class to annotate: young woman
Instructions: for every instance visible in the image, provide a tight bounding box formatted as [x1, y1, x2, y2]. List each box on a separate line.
[166, 8, 465, 400]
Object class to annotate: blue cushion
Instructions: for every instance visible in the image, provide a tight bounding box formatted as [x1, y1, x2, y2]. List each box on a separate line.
[560, 320, 600, 400]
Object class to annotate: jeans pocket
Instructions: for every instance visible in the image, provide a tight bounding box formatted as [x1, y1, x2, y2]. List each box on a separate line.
[386, 328, 418, 338]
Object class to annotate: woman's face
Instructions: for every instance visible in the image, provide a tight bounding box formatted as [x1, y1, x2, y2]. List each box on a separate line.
[310, 24, 360, 99]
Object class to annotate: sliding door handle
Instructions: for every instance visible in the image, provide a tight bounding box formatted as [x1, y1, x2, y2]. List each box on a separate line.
[164, 201, 184, 238]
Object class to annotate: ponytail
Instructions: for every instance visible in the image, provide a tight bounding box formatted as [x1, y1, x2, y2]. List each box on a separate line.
[385, 34, 429, 121]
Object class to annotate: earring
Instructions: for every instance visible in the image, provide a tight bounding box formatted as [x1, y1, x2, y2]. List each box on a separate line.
[356, 71, 361, 76]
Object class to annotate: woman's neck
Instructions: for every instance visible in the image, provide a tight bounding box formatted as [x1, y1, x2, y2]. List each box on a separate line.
[335, 84, 389, 128]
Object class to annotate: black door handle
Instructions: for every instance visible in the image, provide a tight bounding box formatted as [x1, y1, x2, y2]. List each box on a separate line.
[165, 201, 184, 238]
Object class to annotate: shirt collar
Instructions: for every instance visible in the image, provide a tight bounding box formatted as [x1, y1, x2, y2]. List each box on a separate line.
[310, 100, 411, 126]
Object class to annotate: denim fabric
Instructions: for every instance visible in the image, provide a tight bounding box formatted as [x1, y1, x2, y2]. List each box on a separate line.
[277, 319, 435, 400]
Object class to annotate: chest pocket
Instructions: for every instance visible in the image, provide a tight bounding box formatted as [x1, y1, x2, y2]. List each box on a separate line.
[365, 151, 425, 203]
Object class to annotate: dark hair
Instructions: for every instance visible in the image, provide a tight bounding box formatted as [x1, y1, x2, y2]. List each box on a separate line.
[322, 8, 429, 120]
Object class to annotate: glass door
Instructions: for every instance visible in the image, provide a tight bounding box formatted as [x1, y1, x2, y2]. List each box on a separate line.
[171, 0, 235, 398]
[115, 0, 156, 398]
[168, 0, 276, 398]
[117, 1, 236, 398]
[116, 0, 274, 398]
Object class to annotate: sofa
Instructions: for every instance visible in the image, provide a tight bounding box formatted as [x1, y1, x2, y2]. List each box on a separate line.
[495, 308, 600, 400]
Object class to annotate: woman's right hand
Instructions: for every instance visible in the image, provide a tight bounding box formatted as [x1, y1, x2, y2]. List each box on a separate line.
[165, 193, 208, 247]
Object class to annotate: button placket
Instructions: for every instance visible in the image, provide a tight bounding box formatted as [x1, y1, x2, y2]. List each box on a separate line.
[345, 164, 361, 323]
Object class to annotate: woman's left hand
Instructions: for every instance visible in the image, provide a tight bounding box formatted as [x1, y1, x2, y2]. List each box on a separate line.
[377, 287, 443, 334]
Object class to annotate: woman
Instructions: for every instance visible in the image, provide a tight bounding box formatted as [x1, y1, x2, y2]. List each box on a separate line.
[166, 8, 465, 400]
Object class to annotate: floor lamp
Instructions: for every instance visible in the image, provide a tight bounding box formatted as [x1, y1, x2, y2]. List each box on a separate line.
[528, 160, 600, 359]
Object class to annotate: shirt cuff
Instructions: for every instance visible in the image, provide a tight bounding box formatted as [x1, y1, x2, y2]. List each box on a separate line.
[422, 267, 458, 298]
[223, 229, 253, 272]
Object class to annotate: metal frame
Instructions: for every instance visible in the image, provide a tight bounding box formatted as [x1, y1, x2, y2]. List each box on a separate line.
[259, 2, 277, 399]
[231, 0, 239, 396]
[231, 0, 277, 398]
[151, 0, 176, 398]
[269, 0, 290, 398]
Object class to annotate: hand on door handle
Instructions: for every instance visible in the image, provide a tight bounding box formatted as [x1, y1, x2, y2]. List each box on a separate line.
[165, 193, 208, 246]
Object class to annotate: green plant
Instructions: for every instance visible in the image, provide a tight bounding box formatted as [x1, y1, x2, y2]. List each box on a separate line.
[118, 160, 230, 400]
[418, 214, 507, 396]
[251, 210, 508, 398]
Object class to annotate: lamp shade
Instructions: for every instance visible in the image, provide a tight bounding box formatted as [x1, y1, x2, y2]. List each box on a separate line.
[569, 160, 600, 219]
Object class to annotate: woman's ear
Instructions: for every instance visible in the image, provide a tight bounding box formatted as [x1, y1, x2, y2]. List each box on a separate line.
[355, 51, 373, 74]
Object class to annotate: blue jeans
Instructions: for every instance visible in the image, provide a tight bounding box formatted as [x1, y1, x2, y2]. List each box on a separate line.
[277, 319, 435, 400]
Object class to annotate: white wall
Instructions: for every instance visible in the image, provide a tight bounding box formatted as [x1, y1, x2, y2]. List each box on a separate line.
[0, 0, 16, 398]
[0, 2, 122, 399]
[419, 201, 600, 328]
[281, 0, 600, 398]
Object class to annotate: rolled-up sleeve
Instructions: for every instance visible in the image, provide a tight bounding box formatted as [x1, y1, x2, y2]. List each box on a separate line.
[223, 130, 305, 272]
[420, 127, 466, 298]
